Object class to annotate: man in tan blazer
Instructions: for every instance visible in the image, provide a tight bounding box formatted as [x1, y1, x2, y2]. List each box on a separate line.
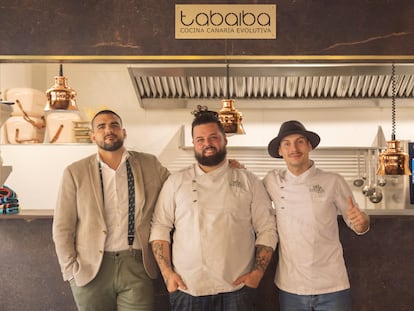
[52, 110, 170, 311]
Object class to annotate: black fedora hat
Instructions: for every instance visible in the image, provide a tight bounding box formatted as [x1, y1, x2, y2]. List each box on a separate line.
[268, 120, 320, 158]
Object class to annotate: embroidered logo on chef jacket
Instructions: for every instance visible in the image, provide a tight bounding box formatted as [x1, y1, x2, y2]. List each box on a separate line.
[229, 180, 242, 188]
[309, 184, 325, 194]
[309, 184, 326, 201]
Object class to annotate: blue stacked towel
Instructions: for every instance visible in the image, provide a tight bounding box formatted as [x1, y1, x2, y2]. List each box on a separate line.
[0, 186, 19, 214]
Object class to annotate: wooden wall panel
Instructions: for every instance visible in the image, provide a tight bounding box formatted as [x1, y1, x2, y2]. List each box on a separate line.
[0, 0, 413, 60]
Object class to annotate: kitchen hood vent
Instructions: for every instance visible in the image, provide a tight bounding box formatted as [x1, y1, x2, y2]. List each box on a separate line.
[128, 63, 414, 109]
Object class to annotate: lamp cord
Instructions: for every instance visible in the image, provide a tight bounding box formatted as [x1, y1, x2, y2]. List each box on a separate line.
[226, 63, 230, 99]
[391, 63, 396, 141]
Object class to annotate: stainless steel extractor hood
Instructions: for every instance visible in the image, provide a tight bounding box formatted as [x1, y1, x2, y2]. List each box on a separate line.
[127, 63, 414, 109]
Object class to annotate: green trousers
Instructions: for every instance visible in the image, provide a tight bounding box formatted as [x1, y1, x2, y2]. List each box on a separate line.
[70, 249, 154, 311]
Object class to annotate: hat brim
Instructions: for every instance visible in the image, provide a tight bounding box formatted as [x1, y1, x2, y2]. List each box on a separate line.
[268, 130, 320, 158]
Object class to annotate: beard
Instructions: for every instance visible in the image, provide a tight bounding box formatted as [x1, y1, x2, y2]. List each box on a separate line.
[98, 136, 124, 152]
[195, 146, 227, 166]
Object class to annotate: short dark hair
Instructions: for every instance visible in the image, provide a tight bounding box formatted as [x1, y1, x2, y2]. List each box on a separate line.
[191, 106, 225, 137]
[91, 110, 123, 128]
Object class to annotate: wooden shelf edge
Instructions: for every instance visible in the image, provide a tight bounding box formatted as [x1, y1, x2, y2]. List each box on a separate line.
[0, 209, 54, 220]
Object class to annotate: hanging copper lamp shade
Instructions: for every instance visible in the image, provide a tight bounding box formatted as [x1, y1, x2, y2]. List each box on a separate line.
[218, 98, 245, 135]
[217, 64, 245, 135]
[377, 140, 411, 175]
[45, 64, 78, 111]
[377, 63, 411, 176]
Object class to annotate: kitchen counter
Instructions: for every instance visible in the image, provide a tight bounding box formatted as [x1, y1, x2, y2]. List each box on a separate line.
[364, 207, 414, 215]
[1, 214, 413, 310]
[1, 207, 413, 221]
[0, 209, 54, 219]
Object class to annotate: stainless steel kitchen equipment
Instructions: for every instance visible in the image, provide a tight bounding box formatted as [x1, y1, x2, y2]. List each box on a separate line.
[353, 150, 365, 187]
[127, 63, 414, 110]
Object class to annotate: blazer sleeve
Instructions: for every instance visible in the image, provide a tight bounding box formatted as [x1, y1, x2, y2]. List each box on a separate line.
[52, 166, 78, 281]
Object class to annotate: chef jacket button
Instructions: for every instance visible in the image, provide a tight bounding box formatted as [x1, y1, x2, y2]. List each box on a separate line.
[281, 196, 285, 199]
[103, 230, 107, 234]
[193, 199, 197, 202]
[99, 250, 103, 254]
[192, 189, 197, 192]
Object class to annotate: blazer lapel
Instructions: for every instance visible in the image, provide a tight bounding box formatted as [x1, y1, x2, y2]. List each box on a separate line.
[88, 156, 106, 218]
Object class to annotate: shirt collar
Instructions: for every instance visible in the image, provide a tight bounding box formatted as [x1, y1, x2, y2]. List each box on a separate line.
[96, 149, 129, 170]
[194, 160, 228, 177]
[285, 160, 315, 183]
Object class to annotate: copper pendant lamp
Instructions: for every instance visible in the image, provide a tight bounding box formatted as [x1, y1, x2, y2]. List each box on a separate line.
[377, 63, 411, 175]
[217, 64, 245, 135]
[45, 64, 79, 111]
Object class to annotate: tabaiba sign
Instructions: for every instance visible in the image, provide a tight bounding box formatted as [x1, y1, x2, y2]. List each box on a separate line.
[175, 4, 276, 39]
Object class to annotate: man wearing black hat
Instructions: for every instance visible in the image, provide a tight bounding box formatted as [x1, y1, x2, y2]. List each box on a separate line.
[263, 120, 370, 311]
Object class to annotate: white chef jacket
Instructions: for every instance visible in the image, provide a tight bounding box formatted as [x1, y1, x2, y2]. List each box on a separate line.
[150, 162, 277, 296]
[263, 161, 367, 295]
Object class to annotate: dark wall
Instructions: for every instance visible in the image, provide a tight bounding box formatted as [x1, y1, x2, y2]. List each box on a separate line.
[0, 0, 414, 58]
[340, 215, 414, 311]
[0, 218, 169, 311]
[0, 218, 77, 311]
[1, 216, 413, 311]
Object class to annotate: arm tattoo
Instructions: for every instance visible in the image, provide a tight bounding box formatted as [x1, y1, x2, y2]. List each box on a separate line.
[254, 245, 273, 273]
[152, 241, 172, 270]
[152, 241, 173, 286]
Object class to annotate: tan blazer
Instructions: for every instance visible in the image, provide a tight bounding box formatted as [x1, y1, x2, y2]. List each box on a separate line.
[52, 151, 170, 286]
